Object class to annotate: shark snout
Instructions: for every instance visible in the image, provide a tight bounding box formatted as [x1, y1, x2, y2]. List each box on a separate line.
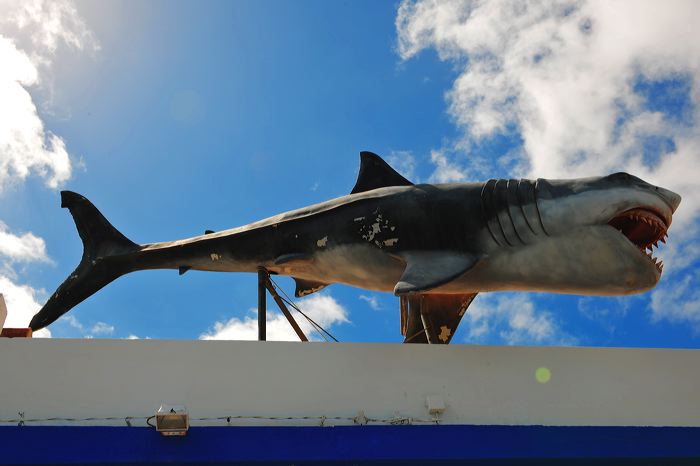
[655, 186, 681, 213]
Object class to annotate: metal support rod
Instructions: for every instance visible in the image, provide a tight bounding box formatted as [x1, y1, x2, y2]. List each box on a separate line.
[264, 279, 309, 342]
[420, 309, 438, 344]
[399, 296, 408, 337]
[257, 266, 266, 341]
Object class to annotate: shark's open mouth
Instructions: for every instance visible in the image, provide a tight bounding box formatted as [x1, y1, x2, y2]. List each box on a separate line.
[608, 208, 668, 273]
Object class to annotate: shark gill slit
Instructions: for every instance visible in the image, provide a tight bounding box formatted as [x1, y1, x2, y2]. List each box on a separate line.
[516, 179, 538, 236]
[520, 178, 547, 237]
[533, 179, 551, 236]
[480, 179, 505, 247]
[491, 180, 515, 247]
[505, 180, 526, 244]
[493, 179, 525, 247]
[504, 179, 526, 246]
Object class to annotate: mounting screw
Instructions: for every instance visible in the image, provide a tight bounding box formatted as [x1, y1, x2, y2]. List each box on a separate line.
[353, 410, 368, 426]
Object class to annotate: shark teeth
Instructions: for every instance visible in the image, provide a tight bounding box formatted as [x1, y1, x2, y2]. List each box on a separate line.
[641, 235, 665, 273]
[609, 208, 670, 274]
[643, 250, 664, 272]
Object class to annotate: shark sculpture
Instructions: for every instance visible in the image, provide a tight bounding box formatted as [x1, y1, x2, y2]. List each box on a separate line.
[29, 152, 681, 343]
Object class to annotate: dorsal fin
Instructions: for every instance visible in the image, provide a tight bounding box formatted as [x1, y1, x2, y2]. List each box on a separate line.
[350, 151, 413, 194]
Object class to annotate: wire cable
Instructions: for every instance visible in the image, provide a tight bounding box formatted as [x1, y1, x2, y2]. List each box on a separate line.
[268, 277, 339, 342]
[272, 279, 337, 342]
[279, 294, 337, 342]
[0, 413, 440, 426]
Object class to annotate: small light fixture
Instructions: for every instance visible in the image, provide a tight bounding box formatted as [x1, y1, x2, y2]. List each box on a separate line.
[155, 404, 189, 436]
[426, 395, 446, 416]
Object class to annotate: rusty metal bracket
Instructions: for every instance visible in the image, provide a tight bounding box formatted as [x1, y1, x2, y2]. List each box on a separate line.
[257, 267, 266, 341]
[257, 267, 308, 342]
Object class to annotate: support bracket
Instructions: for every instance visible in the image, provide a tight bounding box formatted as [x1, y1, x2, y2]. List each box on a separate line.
[257, 267, 308, 342]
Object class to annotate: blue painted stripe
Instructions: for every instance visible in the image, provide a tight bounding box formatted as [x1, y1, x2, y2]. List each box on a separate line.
[0, 425, 699, 464]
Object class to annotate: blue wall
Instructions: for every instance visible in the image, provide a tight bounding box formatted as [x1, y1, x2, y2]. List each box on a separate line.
[1, 424, 700, 464]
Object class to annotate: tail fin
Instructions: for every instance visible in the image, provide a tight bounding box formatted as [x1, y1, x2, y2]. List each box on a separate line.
[29, 191, 140, 330]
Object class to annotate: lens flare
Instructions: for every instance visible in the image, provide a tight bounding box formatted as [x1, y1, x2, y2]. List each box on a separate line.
[535, 367, 551, 384]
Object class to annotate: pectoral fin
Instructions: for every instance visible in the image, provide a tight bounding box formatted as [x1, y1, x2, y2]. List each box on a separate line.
[401, 293, 478, 344]
[394, 251, 478, 295]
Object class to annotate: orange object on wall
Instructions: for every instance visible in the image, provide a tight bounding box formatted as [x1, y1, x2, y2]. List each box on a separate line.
[0, 328, 33, 338]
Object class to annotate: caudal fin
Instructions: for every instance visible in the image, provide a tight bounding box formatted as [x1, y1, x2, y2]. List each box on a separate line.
[29, 192, 140, 330]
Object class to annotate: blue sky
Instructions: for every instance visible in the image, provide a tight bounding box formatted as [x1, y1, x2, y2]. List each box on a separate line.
[1, 0, 699, 347]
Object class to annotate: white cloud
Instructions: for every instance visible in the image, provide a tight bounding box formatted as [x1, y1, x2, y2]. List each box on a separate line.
[0, 35, 72, 191]
[200, 293, 350, 341]
[60, 314, 83, 331]
[359, 294, 382, 311]
[465, 293, 575, 345]
[90, 321, 114, 336]
[123, 334, 150, 339]
[56, 313, 116, 338]
[0, 277, 50, 337]
[397, 0, 700, 336]
[428, 149, 467, 183]
[0, 221, 50, 263]
[387, 150, 417, 181]
[0, 0, 98, 193]
[0, 0, 96, 337]
[650, 221, 700, 276]
[0, 235, 51, 335]
[397, 0, 700, 224]
[1, 0, 99, 57]
[0, 222, 51, 336]
[650, 272, 700, 331]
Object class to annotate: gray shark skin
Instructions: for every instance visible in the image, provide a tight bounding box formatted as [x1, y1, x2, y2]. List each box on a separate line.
[29, 152, 681, 344]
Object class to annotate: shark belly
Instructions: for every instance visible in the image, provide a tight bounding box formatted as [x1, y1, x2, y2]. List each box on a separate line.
[270, 244, 404, 292]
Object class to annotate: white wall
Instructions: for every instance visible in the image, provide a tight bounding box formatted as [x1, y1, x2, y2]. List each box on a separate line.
[0, 339, 698, 427]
